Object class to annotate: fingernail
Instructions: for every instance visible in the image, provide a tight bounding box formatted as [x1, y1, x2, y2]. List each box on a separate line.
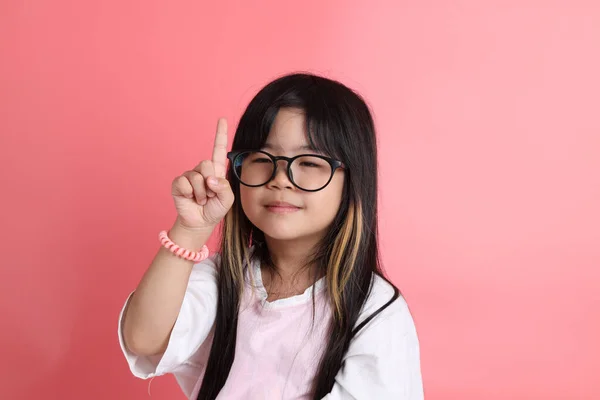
[208, 177, 218, 186]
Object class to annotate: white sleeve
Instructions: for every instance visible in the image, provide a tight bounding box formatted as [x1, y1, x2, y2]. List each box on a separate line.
[322, 281, 424, 400]
[117, 254, 220, 379]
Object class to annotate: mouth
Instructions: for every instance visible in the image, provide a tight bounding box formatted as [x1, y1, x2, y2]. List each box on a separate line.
[265, 201, 302, 214]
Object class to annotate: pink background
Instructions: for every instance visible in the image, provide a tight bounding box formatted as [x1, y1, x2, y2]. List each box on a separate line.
[1, 1, 599, 399]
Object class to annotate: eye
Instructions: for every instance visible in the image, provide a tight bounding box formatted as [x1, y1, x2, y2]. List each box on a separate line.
[299, 161, 320, 168]
[246, 152, 271, 163]
[252, 157, 272, 164]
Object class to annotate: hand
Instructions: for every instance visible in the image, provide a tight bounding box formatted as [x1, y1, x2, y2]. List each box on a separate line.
[171, 118, 235, 231]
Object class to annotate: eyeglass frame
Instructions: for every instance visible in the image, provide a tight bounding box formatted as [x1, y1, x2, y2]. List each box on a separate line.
[226, 150, 345, 192]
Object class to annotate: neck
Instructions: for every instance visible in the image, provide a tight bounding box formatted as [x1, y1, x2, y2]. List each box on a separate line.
[261, 234, 322, 293]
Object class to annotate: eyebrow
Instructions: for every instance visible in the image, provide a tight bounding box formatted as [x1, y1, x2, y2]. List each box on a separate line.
[262, 143, 315, 152]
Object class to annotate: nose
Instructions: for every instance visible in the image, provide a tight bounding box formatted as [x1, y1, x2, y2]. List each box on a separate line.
[267, 160, 294, 189]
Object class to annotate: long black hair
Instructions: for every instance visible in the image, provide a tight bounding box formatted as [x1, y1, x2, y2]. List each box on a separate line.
[197, 73, 399, 399]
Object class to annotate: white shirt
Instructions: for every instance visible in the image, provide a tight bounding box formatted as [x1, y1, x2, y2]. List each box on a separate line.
[118, 254, 424, 399]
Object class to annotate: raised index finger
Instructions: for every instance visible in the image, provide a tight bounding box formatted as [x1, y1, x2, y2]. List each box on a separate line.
[212, 117, 228, 178]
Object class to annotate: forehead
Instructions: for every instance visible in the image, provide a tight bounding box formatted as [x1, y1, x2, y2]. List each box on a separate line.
[263, 108, 312, 152]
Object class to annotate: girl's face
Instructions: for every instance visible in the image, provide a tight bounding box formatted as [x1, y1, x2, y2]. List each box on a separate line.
[240, 107, 345, 244]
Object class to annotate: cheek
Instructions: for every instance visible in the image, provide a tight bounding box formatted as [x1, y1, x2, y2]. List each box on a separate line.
[309, 177, 344, 215]
[239, 187, 259, 216]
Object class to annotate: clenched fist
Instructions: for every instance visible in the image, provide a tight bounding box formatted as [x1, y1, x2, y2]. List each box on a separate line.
[171, 118, 235, 230]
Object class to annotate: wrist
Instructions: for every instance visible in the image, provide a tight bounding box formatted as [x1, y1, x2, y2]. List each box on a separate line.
[168, 219, 215, 251]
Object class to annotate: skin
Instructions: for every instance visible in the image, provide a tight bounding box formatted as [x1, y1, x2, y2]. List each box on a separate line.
[239, 107, 345, 300]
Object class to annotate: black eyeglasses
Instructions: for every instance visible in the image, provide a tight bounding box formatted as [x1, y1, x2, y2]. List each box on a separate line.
[227, 150, 344, 192]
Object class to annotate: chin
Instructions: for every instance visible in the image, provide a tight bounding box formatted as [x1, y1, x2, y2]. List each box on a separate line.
[255, 223, 305, 242]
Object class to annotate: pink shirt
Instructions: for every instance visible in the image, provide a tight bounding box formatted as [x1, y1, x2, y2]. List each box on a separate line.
[118, 254, 424, 399]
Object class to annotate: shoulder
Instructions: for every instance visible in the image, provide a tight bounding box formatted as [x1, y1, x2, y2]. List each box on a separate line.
[190, 253, 220, 279]
[355, 274, 417, 339]
[330, 274, 424, 399]
[189, 251, 257, 286]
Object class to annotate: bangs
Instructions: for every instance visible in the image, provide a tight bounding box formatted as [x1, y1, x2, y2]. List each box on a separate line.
[304, 108, 345, 161]
[233, 94, 347, 163]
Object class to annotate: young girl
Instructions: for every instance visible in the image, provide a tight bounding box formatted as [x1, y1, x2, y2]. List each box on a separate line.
[118, 73, 424, 399]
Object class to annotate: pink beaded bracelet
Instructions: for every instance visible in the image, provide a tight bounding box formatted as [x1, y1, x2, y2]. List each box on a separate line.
[159, 230, 210, 262]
